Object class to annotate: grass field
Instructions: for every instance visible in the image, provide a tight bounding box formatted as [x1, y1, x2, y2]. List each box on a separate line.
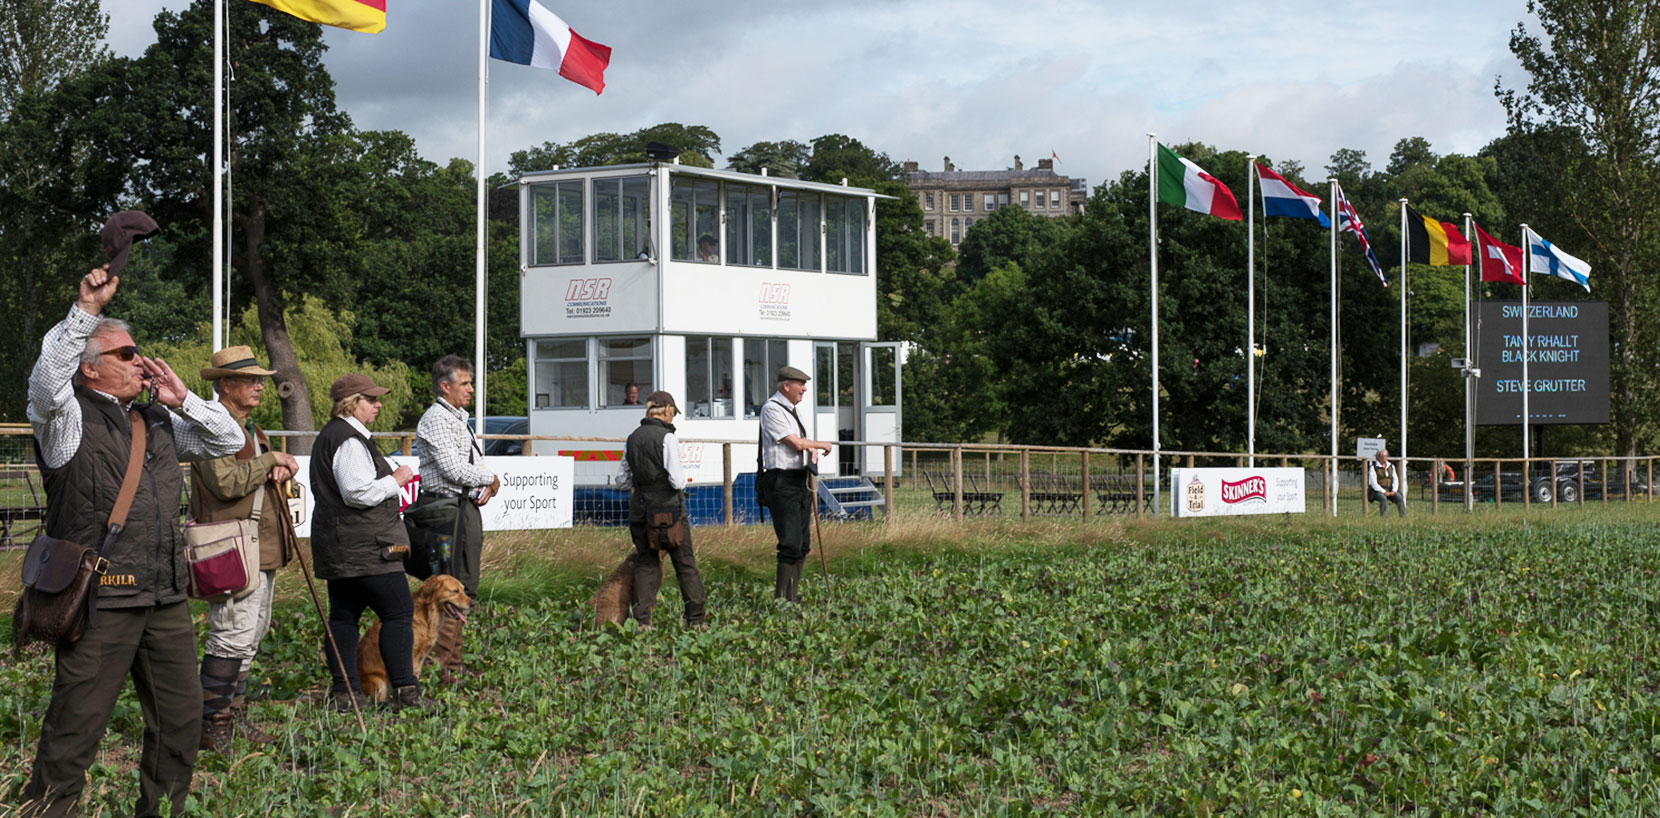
[3, 509, 1660, 816]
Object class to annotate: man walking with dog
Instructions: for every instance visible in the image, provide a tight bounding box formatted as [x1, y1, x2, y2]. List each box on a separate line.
[413, 355, 499, 678]
[615, 390, 706, 627]
[757, 365, 833, 603]
[20, 247, 244, 816]
[191, 346, 300, 751]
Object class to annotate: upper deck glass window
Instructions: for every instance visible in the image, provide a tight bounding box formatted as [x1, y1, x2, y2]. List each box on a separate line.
[725, 183, 771, 267]
[593, 176, 650, 262]
[825, 196, 866, 275]
[777, 190, 821, 272]
[532, 181, 585, 265]
[669, 177, 720, 262]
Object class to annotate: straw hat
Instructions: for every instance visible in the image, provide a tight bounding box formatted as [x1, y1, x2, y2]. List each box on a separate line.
[200, 345, 278, 380]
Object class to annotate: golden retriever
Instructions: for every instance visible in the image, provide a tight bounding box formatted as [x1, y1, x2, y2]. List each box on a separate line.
[589, 553, 640, 627]
[357, 574, 471, 702]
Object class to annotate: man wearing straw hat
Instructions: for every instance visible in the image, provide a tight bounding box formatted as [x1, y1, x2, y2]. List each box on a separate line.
[191, 346, 301, 751]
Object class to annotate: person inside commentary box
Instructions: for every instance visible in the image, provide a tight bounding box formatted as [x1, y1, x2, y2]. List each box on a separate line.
[308, 373, 426, 712]
[19, 213, 244, 817]
[191, 346, 301, 752]
[614, 391, 707, 627]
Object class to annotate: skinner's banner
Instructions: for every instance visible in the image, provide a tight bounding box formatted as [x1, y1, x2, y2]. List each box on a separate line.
[1171, 467, 1306, 517]
[286, 455, 574, 536]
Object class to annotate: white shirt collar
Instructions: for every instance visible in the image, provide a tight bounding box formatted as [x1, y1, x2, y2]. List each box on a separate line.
[340, 415, 372, 439]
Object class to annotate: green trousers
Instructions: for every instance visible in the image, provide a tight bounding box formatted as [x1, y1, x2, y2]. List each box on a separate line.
[20, 602, 201, 818]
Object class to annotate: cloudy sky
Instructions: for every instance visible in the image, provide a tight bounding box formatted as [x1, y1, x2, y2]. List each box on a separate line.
[107, 1, 1535, 189]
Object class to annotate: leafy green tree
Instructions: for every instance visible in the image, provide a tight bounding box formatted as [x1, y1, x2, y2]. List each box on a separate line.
[1498, 0, 1660, 459]
[801, 133, 900, 183]
[508, 123, 720, 174]
[953, 205, 1070, 299]
[148, 298, 413, 433]
[0, 0, 109, 116]
[728, 140, 810, 178]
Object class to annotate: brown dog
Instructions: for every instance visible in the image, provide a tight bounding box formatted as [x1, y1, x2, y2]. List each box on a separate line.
[357, 574, 471, 702]
[589, 553, 640, 627]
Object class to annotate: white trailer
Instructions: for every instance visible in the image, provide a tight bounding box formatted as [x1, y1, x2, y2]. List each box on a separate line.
[516, 162, 902, 488]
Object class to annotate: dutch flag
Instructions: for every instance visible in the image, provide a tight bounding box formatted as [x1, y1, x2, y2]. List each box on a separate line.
[1255, 163, 1330, 228]
[490, 0, 612, 95]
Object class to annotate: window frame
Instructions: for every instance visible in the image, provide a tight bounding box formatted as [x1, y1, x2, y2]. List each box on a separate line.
[531, 180, 586, 266]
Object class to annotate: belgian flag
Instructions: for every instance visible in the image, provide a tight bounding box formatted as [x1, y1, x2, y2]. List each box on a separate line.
[1404, 205, 1472, 266]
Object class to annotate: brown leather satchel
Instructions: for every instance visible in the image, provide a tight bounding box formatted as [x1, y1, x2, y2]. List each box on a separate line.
[646, 507, 685, 551]
[12, 410, 146, 651]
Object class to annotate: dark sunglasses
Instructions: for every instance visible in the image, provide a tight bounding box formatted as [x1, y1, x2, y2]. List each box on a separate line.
[100, 345, 140, 362]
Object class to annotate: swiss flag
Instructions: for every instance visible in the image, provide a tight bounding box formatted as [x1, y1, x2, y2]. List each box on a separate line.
[1474, 222, 1525, 286]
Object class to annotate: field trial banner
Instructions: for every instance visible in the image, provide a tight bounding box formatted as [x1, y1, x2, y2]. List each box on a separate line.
[285, 455, 574, 537]
[1171, 467, 1306, 517]
[1474, 300, 1609, 425]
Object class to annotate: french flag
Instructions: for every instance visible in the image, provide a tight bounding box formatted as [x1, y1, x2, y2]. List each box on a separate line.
[1255, 163, 1330, 227]
[490, 0, 612, 95]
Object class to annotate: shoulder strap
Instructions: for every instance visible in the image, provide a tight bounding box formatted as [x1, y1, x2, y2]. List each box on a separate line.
[103, 409, 147, 552]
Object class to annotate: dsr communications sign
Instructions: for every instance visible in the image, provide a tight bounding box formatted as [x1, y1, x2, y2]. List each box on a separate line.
[1474, 300, 1609, 425]
[1170, 467, 1305, 517]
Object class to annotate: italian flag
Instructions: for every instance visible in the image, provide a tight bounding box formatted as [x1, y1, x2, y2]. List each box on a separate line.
[1156, 143, 1241, 221]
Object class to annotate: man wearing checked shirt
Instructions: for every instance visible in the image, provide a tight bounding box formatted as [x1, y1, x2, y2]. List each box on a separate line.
[414, 355, 499, 679]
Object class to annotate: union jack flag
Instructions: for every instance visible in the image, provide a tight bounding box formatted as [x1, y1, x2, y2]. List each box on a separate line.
[1335, 185, 1386, 287]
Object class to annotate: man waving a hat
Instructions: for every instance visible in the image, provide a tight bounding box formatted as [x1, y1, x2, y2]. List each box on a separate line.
[190, 346, 300, 751]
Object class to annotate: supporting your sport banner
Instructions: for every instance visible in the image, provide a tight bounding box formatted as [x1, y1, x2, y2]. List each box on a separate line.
[1171, 467, 1306, 517]
[285, 455, 574, 536]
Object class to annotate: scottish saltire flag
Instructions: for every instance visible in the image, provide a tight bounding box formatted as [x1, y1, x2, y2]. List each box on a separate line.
[1335, 186, 1386, 286]
[1255, 164, 1330, 227]
[1525, 229, 1592, 291]
[490, 0, 612, 94]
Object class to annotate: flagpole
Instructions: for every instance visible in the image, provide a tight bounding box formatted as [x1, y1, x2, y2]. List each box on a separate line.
[1462, 213, 1474, 510]
[475, 0, 490, 426]
[1148, 133, 1160, 518]
[212, 0, 225, 352]
[1398, 199, 1408, 466]
[1246, 156, 1256, 467]
[1520, 224, 1531, 462]
[1328, 179, 1339, 517]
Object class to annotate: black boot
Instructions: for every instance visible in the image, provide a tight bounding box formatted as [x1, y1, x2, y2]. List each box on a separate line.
[785, 560, 803, 603]
[391, 684, 430, 713]
[199, 655, 241, 752]
[774, 562, 791, 602]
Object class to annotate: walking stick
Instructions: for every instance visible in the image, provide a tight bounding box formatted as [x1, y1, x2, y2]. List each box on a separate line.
[809, 471, 832, 602]
[283, 480, 369, 736]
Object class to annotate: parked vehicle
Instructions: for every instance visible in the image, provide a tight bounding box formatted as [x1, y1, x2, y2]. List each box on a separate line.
[1458, 460, 1651, 504]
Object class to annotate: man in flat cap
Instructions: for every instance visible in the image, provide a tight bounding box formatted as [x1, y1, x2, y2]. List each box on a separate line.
[756, 365, 834, 603]
[191, 346, 301, 751]
[615, 390, 706, 627]
[21, 262, 243, 817]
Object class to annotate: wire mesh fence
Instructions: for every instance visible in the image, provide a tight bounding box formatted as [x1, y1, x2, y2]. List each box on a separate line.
[2, 423, 1656, 548]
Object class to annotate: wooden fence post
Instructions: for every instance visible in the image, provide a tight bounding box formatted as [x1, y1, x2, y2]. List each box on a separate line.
[1136, 454, 1146, 519]
[723, 443, 734, 528]
[952, 447, 964, 522]
[1081, 451, 1091, 524]
[1019, 449, 1031, 522]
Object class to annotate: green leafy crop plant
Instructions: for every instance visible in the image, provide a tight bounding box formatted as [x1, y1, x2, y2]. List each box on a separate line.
[3, 513, 1660, 815]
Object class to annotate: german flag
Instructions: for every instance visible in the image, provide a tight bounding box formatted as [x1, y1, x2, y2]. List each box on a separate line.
[1404, 205, 1471, 266]
[251, 0, 385, 33]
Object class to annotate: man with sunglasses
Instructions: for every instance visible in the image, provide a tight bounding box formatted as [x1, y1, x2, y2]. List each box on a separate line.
[21, 265, 243, 817]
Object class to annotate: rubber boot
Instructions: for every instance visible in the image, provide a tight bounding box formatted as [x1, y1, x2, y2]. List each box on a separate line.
[774, 561, 791, 601]
[199, 654, 241, 752]
[232, 669, 275, 745]
[785, 560, 803, 603]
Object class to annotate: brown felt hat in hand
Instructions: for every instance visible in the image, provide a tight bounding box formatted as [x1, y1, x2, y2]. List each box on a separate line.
[100, 211, 160, 277]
